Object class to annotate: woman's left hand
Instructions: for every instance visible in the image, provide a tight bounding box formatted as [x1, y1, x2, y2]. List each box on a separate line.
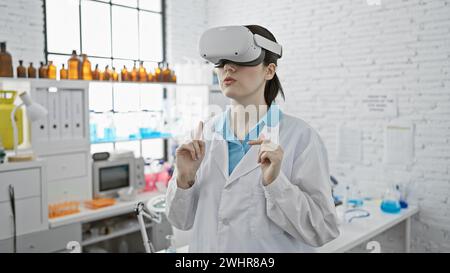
[249, 135, 284, 186]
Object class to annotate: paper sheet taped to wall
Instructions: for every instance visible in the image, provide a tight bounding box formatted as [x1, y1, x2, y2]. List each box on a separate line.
[337, 125, 362, 163]
[383, 122, 414, 164]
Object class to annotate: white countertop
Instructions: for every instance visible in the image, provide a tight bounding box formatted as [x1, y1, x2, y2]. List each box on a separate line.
[161, 200, 419, 253]
[49, 191, 164, 228]
[317, 200, 419, 253]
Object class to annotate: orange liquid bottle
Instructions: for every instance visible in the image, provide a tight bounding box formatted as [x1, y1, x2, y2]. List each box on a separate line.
[162, 63, 171, 82]
[130, 62, 138, 82]
[121, 65, 129, 81]
[112, 67, 118, 81]
[27, 62, 36, 78]
[154, 62, 162, 82]
[171, 70, 177, 83]
[47, 61, 57, 79]
[0, 42, 13, 77]
[60, 64, 68, 79]
[104, 65, 111, 81]
[81, 54, 92, 80]
[68, 50, 80, 80]
[38, 62, 48, 78]
[147, 70, 154, 82]
[17, 60, 26, 78]
[92, 64, 100, 80]
[98, 70, 105, 81]
[138, 61, 147, 82]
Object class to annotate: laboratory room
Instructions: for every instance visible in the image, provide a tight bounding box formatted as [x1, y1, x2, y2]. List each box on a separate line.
[0, 0, 449, 257]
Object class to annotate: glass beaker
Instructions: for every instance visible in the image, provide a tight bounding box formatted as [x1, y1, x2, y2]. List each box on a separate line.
[380, 186, 401, 214]
[165, 234, 176, 253]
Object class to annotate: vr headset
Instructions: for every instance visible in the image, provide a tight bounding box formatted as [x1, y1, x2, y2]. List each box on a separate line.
[198, 25, 283, 67]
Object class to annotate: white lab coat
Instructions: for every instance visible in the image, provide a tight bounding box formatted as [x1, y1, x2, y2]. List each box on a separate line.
[165, 112, 340, 252]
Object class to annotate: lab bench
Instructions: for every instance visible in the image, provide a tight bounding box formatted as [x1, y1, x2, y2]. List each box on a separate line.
[48, 191, 170, 252]
[162, 201, 419, 253]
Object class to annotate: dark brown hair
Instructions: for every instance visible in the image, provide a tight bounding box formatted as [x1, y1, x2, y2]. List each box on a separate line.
[245, 25, 285, 106]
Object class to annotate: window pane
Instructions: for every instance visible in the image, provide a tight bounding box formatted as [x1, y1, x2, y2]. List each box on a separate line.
[91, 143, 114, 154]
[46, 0, 80, 54]
[139, 0, 161, 12]
[89, 82, 113, 112]
[112, 0, 137, 8]
[115, 141, 141, 157]
[139, 11, 163, 61]
[113, 83, 140, 111]
[141, 139, 164, 159]
[112, 6, 139, 59]
[140, 85, 163, 111]
[81, 0, 111, 57]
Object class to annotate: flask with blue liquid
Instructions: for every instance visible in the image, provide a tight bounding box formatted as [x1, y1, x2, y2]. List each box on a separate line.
[380, 186, 401, 214]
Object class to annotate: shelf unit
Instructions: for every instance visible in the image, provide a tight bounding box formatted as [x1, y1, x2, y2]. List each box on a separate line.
[1, 77, 220, 161]
[82, 222, 153, 247]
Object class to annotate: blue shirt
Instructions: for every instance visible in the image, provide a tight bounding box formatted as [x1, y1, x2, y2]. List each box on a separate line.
[215, 105, 282, 175]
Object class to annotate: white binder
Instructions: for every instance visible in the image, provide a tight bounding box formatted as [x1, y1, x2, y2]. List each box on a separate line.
[59, 90, 72, 139]
[47, 90, 61, 140]
[71, 90, 84, 139]
[31, 89, 49, 142]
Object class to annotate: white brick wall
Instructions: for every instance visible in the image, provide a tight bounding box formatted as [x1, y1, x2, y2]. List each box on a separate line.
[166, 0, 207, 63]
[0, 0, 45, 74]
[2, 0, 449, 252]
[206, 0, 450, 252]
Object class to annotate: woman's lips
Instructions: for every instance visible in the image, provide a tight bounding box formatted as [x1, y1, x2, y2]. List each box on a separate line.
[223, 77, 236, 86]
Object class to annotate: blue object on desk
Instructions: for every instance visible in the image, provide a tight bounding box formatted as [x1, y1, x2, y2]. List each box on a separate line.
[348, 198, 364, 208]
[380, 200, 401, 214]
[400, 200, 408, 209]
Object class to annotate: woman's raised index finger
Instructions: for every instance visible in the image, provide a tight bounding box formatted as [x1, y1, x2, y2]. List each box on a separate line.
[194, 121, 204, 140]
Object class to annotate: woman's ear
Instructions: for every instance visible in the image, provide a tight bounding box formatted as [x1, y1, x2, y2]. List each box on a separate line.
[264, 63, 276, 80]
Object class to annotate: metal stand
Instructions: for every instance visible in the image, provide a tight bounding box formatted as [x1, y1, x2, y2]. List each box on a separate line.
[135, 201, 162, 253]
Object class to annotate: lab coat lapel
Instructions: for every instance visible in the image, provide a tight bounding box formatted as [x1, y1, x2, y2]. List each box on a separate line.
[225, 123, 280, 187]
[210, 132, 228, 180]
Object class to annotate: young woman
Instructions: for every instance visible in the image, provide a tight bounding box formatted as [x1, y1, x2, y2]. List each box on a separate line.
[165, 25, 339, 252]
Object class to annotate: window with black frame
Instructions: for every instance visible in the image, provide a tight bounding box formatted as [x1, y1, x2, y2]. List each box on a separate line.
[44, 0, 164, 73]
[44, 0, 167, 160]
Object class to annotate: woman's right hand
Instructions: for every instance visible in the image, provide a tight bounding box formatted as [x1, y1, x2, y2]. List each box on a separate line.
[175, 121, 205, 189]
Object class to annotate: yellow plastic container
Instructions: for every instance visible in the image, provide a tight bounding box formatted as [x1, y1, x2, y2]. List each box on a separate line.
[0, 90, 24, 149]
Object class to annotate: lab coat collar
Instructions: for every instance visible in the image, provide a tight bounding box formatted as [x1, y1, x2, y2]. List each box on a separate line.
[211, 105, 283, 187]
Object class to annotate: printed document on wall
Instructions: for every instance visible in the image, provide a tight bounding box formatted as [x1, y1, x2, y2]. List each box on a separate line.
[383, 122, 414, 164]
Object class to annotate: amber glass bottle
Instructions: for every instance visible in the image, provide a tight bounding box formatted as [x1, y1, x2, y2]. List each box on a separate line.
[112, 67, 118, 81]
[98, 70, 105, 81]
[28, 62, 36, 78]
[17, 60, 26, 78]
[104, 65, 111, 81]
[171, 70, 177, 83]
[47, 61, 57, 79]
[81, 54, 92, 80]
[130, 62, 138, 82]
[154, 62, 162, 82]
[60, 64, 68, 79]
[138, 61, 147, 82]
[92, 64, 99, 80]
[68, 50, 80, 80]
[162, 62, 171, 82]
[0, 42, 13, 77]
[121, 65, 129, 82]
[147, 70, 154, 82]
[38, 62, 48, 78]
